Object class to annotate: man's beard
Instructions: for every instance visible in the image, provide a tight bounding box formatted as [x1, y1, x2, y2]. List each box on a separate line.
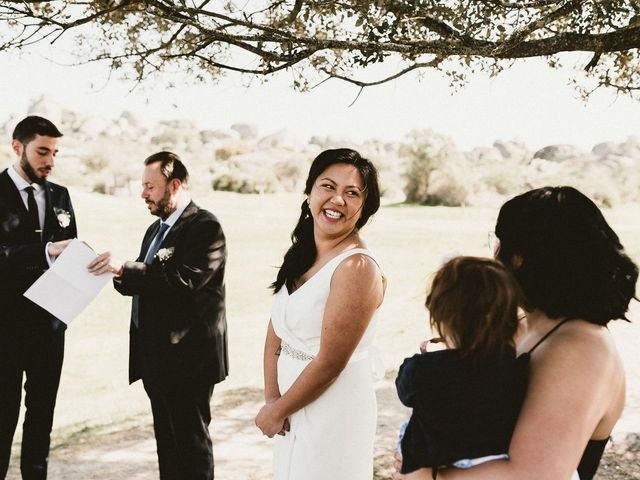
[20, 151, 47, 185]
[150, 189, 176, 219]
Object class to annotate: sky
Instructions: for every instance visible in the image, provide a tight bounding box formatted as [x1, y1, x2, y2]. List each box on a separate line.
[1, 43, 639, 151]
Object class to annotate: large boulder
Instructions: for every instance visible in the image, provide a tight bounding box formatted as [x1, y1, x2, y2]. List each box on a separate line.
[231, 123, 258, 140]
[309, 134, 356, 151]
[257, 130, 306, 151]
[28, 95, 64, 126]
[77, 116, 112, 138]
[533, 144, 586, 162]
[466, 146, 503, 164]
[493, 140, 530, 160]
[592, 142, 617, 157]
[201, 129, 241, 143]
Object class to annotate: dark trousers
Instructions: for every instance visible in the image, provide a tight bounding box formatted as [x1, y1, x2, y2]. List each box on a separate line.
[0, 322, 64, 480]
[144, 380, 215, 480]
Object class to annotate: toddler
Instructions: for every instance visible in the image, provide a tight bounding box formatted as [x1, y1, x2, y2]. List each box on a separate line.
[396, 256, 528, 479]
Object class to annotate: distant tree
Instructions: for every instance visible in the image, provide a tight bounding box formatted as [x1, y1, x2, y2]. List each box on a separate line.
[402, 129, 469, 205]
[1, 1, 639, 98]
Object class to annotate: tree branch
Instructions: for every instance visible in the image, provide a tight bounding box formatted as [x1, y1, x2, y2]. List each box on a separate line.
[319, 59, 441, 89]
[493, 0, 584, 54]
[584, 51, 601, 71]
[285, 0, 304, 24]
[1, 0, 639, 98]
[486, 0, 564, 8]
[315, 56, 445, 106]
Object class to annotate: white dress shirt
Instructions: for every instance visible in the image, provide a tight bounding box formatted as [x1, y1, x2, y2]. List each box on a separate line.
[146, 193, 191, 254]
[160, 194, 191, 237]
[7, 165, 46, 231]
[7, 165, 53, 265]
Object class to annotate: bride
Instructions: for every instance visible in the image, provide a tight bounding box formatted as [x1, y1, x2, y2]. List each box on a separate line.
[255, 148, 385, 479]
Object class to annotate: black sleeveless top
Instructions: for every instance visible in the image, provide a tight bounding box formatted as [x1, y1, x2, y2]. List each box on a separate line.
[525, 319, 609, 480]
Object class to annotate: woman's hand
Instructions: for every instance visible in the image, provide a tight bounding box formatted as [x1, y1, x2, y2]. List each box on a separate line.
[255, 402, 289, 438]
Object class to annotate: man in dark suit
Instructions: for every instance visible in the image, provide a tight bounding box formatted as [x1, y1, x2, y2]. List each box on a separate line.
[89, 151, 228, 479]
[0, 116, 77, 480]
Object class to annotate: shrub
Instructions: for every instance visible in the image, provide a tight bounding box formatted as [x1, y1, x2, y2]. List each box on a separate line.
[211, 172, 278, 194]
[402, 130, 466, 204]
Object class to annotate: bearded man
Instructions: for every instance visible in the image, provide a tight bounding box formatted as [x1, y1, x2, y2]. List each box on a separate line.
[0, 116, 77, 479]
[89, 151, 228, 479]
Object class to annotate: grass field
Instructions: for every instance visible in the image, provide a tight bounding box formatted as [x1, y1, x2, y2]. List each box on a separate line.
[10, 189, 640, 449]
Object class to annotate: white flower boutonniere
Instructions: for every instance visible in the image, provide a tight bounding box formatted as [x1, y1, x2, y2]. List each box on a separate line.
[155, 247, 175, 262]
[54, 207, 71, 228]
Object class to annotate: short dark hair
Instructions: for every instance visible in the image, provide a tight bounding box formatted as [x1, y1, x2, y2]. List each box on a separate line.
[144, 151, 189, 184]
[496, 186, 638, 325]
[12, 116, 63, 144]
[427, 256, 522, 362]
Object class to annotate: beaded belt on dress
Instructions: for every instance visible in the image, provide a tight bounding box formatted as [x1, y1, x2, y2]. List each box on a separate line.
[281, 341, 315, 361]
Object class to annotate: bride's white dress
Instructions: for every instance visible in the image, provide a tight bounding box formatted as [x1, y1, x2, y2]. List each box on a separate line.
[271, 248, 382, 480]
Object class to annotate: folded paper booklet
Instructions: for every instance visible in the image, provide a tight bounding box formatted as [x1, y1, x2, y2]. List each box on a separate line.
[24, 239, 113, 325]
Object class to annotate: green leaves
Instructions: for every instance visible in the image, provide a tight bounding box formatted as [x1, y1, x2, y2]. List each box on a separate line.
[0, 0, 638, 98]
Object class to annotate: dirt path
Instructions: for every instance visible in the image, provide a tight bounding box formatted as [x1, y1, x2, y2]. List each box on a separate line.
[7, 382, 404, 480]
[7, 305, 640, 479]
[6, 377, 640, 480]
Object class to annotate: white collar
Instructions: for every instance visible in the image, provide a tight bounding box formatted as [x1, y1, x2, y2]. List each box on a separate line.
[7, 165, 43, 192]
[162, 195, 191, 228]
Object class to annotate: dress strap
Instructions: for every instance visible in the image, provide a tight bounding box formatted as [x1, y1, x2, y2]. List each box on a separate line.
[334, 247, 377, 264]
[528, 318, 571, 354]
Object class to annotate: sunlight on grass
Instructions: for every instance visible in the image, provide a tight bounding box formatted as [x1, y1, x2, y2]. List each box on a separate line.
[10, 190, 640, 451]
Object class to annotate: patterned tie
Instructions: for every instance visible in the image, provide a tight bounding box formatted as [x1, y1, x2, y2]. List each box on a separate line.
[25, 186, 41, 241]
[131, 222, 171, 327]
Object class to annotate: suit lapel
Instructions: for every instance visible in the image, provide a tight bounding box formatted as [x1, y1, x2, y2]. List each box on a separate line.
[159, 201, 198, 248]
[0, 169, 28, 215]
[139, 220, 162, 261]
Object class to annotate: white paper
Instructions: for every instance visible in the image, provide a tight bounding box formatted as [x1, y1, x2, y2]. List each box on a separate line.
[24, 239, 113, 325]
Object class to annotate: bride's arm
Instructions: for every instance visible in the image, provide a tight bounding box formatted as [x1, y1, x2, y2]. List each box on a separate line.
[255, 254, 383, 437]
[263, 319, 281, 403]
[395, 326, 622, 480]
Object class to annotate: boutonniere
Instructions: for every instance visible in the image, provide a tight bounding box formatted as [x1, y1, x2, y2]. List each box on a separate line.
[53, 207, 71, 228]
[155, 247, 175, 262]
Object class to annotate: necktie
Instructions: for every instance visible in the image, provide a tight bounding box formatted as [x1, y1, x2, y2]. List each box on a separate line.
[131, 222, 171, 327]
[25, 186, 41, 241]
[143, 222, 170, 264]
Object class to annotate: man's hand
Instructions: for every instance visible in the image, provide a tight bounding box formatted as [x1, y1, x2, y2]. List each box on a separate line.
[47, 239, 72, 259]
[87, 251, 123, 276]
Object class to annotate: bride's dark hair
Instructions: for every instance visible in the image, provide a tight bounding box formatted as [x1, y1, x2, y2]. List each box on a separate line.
[271, 148, 380, 293]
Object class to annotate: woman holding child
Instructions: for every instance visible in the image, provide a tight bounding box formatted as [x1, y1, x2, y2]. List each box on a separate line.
[395, 186, 638, 480]
[255, 149, 386, 479]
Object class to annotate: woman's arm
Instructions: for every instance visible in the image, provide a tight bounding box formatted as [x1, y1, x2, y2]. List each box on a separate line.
[262, 319, 290, 436]
[395, 324, 623, 480]
[255, 254, 383, 437]
[263, 319, 282, 403]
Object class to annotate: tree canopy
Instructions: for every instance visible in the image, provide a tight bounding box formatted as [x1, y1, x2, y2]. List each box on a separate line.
[1, 1, 639, 97]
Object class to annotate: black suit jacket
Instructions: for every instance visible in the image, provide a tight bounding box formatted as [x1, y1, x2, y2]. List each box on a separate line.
[0, 169, 78, 331]
[114, 201, 228, 389]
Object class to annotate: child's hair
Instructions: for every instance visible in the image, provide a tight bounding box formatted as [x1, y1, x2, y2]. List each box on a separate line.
[426, 256, 523, 362]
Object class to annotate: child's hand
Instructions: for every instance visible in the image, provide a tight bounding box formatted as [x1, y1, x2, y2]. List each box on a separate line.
[419, 337, 444, 353]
